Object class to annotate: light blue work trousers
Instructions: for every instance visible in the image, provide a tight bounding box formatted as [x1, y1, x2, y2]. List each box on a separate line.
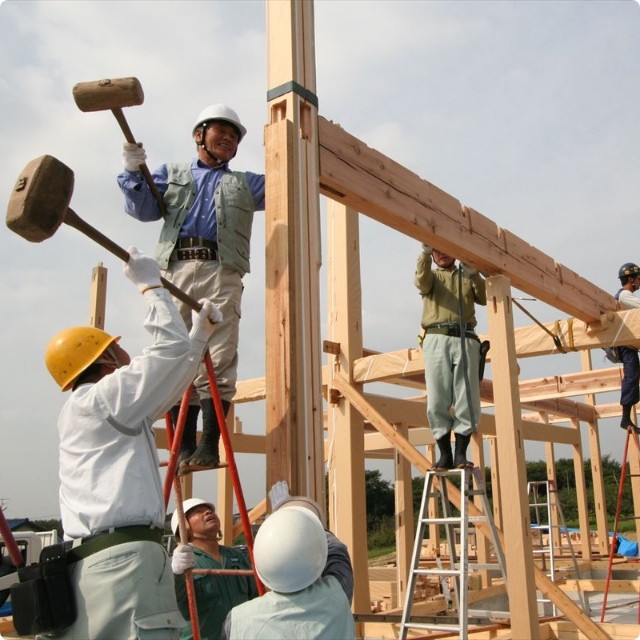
[423, 333, 481, 441]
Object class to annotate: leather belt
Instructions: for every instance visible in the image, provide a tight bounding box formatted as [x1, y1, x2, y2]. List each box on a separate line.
[176, 237, 217, 251]
[171, 247, 218, 261]
[424, 323, 479, 340]
[67, 526, 164, 564]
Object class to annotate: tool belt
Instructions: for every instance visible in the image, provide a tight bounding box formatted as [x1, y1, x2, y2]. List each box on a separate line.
[170, 237, 218, 261]
[424, 322, 479, 341]
[11, 542, 76, 636]
[67, 525, 164, 563]
[10, 526, 163, 636]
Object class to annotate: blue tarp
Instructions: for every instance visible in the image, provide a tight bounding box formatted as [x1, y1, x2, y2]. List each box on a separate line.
[614, 533, 639, 557]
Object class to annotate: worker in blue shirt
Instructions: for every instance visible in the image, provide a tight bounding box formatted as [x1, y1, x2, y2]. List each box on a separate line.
[117, 104, 265, 474]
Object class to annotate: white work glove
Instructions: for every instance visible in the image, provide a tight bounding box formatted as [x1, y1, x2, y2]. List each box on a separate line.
[269, 480, 291, 510]
[123, 246, 162, 293]
[122, 142, 147, 172]
[460, 262, 478, 277]
[190, 299, 223, 342]
[171, 544, 195, 575]
[422, 244, 433, 255]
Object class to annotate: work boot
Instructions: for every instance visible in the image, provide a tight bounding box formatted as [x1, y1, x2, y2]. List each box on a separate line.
[620, 405, 640, 434]
[434, 434, 453, 471]
[180, 398, 230, 472]
[169, 404, 199, 469]
[453, 433, 474, 469]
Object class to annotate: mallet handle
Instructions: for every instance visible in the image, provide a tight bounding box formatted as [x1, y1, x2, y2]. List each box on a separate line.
[111, 107, 169, 218]
[64, 208, 202, 312]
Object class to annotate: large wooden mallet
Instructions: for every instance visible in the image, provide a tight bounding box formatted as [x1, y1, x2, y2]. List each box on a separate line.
[6, 155, 199, 311]
[72, 77, 167, 217]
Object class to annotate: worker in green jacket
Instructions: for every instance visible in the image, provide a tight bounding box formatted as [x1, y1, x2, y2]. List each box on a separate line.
[415, 245, 487, 469]
[170, 498, 258, 640]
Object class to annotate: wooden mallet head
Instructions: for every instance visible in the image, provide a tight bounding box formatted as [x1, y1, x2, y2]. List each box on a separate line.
[72, 77, 144, 113]
[7, 155, 202, 313]
[6, 155, 74, 242]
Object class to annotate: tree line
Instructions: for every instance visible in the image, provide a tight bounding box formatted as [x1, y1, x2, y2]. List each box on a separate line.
[29, 455, 633, 553]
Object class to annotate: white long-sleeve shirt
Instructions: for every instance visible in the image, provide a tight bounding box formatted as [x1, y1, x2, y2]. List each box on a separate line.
[58, 288, 210, 539]
[618, 288, 640, 309]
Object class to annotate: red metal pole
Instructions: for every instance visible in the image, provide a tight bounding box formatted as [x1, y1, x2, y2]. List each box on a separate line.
[172, 472, 201, 640]
[203, 352, 265, 595]
[163, 388, 193, 509]
[0, 506, 23, 567]
[600, 428, 631, 622]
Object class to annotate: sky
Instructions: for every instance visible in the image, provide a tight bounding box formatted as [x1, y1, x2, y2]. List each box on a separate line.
[0, 0, 639, 520]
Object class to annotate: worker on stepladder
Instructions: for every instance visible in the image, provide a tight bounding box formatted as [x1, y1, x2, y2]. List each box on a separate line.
[220, 482, 356, 640]
[43, 248, 221, 639]
[616, 263, 640, 434]
[415, 244, 487, 470]
[169, 498, 258, 640]
[117, 104, 265, 474]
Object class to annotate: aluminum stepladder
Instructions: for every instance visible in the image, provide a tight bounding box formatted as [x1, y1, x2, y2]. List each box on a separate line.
[600, 426, 640, 623]
[400, 467, 507, 640]
[527, 479, 589, 617]
[162, 351, 264, 640]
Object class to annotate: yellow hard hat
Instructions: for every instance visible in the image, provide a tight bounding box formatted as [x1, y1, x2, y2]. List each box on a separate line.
[45, 326, 119, 391]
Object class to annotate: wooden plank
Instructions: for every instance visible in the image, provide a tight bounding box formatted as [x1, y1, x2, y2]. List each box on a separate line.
[512, 307, 640, 357]
[325, 200, 370, 613]
[562, 579, 640, 592]
[266, 0, 325, 504]
[478, 413, 581, 446]
[88, 262, 107, 329]
[486, 275, 539, 639]
[394, 423, 413, 607]
[232, 377, 266, 403]
[317, 116, 615, 323]
[570, 420, 592, 561]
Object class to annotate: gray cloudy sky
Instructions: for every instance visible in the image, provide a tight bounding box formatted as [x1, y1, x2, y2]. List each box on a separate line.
[0, 0, 638, 519]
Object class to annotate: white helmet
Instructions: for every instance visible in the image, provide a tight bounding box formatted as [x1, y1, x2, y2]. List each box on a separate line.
[273, 495, 325, 528]
[253, 506, 327, 593]
[192, 104, 247, 141]
[171, 498, 214, 539]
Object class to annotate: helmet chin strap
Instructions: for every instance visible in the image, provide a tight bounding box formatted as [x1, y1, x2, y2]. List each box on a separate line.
[198, 124, 225, 167]
[95, 346, 124, 369]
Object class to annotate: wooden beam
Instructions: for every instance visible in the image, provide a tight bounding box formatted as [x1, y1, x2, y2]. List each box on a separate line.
[266, 0, 325, 502]
[326, 200, 370, 613]
[88, 263, 107, 329]
[317, 116, 615, 323]
[486, 275, 539, 638]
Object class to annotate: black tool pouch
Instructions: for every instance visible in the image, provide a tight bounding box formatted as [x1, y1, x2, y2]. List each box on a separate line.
[11, 542, 76, 636]
[478, 340, 491, 381]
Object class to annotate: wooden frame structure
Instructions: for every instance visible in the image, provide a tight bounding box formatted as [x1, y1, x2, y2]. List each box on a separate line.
[255, 3, 639, 639]
[144, 3, 640, 639]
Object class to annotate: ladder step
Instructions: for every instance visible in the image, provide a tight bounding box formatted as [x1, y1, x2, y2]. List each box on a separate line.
[402, 622, 462, 632]
[413, 568, 463, 577]
[420, 517, 463, 525]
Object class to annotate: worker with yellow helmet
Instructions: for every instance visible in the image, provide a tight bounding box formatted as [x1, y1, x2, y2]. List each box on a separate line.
[44, 247, 221, 639]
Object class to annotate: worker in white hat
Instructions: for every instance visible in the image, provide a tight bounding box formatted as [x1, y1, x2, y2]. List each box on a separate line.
[170, 498, 258, 640]
[220, 482, 356, 640]
[117, 103, 265, 475]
